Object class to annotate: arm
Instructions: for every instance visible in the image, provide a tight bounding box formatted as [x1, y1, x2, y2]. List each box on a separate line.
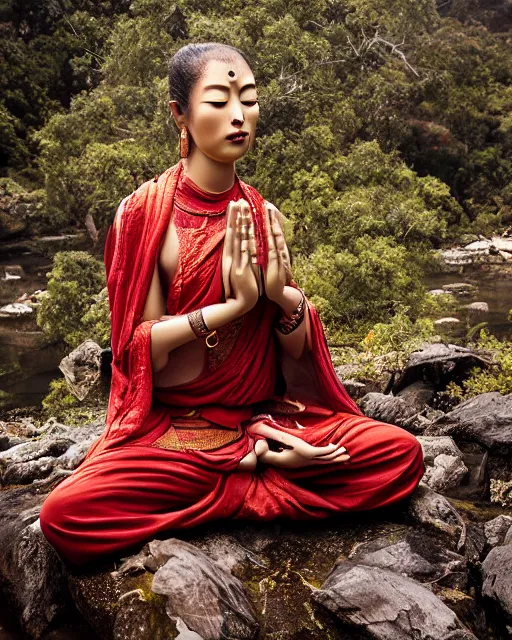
[272, 286, 308, 360]
[143, 200, 259, 374]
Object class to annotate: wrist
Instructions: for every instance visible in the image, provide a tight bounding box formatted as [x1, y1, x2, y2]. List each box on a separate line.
[272, 286, 302, 314]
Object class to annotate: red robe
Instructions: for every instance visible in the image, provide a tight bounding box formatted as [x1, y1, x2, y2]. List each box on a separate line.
[39, 160, 425, 566]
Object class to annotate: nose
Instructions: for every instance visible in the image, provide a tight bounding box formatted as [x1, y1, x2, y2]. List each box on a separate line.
[231, 100, 244, 125]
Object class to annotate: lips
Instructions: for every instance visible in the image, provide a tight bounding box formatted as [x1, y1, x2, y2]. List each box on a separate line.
[226, 131, 248, 140]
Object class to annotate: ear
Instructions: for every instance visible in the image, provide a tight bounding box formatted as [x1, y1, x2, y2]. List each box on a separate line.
[168, 100, 186, 129]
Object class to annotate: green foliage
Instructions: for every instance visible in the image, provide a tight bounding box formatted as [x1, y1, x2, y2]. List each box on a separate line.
[66, 287, 111, 349]
[330, 306, 438, 383]
[446, 329, 512, 399]
[42, 377, 107, 424]
[3, 0, 511, 342]
[294, 236, 427, 331]
[36, 251, 106, 347]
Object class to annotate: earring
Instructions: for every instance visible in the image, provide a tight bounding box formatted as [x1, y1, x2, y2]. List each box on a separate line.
[179, 126, 190, 158]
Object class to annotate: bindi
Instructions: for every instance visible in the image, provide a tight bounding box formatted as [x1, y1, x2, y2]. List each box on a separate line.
[228, 70, 236, 80]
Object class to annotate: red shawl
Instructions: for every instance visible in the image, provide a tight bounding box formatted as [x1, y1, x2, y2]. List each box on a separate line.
[82, 160, 362, 463]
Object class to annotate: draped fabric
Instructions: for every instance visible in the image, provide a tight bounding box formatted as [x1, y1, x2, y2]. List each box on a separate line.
[81, 159, 362, 463]
[39, 160, 425, 567]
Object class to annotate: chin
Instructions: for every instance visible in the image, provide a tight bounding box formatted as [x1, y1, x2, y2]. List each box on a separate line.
[206, 148, 248, 164]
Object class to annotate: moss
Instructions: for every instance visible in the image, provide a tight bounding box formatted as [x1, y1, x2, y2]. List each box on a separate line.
[448, 497, 512, 521]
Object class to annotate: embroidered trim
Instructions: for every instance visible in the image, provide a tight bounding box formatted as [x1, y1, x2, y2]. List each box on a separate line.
[150, 419, 243, 451]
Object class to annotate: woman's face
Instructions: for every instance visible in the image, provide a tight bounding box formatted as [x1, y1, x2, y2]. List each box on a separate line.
[180, 56, 259, 164]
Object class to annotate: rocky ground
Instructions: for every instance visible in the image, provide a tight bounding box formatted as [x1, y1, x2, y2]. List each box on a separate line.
[1, 339, 512, 639]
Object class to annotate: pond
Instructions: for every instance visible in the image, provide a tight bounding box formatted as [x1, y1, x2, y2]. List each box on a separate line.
[423, 263, 512, 342]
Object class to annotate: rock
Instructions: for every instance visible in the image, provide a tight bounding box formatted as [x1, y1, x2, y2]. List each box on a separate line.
[59, 340, 104, 401]
[313, 562, 477, 639]
[407, 483, 466, 552]
[484, 515, 512, 550]
[481, 544, 512, 628]
[418, 435, 469, 493]
[3, 265, 25, 279]
[0, 477, 72, 638]
[435, 316, 461, 327]
[442, 443, 490, 502]
[338, 379, 368, 400]
[429, 288, 452, 295]
[424, 392, 512, 455]
[442, 283, 476, 295]
[0, 302, 33, 317]
[392, 342, 492, 394]
[396, 380, 436, 413]
[150, 539, 258, 640]
[0, 418, 105, 486]
[358, 392, 420, 430]
[464, 302, 489, 313]
[347, 529, 468, 590]
[335, 363, 391, 395]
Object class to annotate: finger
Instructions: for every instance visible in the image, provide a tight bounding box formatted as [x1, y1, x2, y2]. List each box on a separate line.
[240, 217, 250, 272]
[224, 201, 239, 297]
[308, 442, 342, 457]
[314, 444, 347, 458]
[314, 448, 349, 461]
[234, 209, 242, 272]
[266, 204, 278, 260]
[315, 452, 351, 464]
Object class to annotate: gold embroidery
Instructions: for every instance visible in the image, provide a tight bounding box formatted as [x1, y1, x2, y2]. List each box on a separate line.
[207, 316, 244, 373]
[151, 418, 243, 451]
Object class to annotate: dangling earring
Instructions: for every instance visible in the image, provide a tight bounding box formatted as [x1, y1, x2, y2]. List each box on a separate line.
[180, 126, 190, 158]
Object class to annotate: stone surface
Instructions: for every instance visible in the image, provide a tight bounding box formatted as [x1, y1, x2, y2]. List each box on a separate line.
[346, 529, 468, 590]
[392, 342, 493, 394]
[150, 539, 259, 640]
[0, 418, 105, 485]
[358, 392, 420, 430]
[424, 392, 512, 455]
[0, 477, 71, 638]
[483, 515, 512, 551]
[314, 562, 477, 639]
[59, 340, 104, 401]
[481, 544, 512, 628]
[407, 483, 467, 552]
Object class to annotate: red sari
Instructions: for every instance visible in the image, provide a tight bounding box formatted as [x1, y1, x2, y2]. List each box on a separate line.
[39, 160, 425, 567]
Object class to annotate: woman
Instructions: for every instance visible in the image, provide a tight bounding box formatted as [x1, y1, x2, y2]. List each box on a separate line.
[39, 43, 425, 567]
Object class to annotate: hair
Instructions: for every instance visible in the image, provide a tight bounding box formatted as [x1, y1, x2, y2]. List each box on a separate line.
[168, 42, 252, 115]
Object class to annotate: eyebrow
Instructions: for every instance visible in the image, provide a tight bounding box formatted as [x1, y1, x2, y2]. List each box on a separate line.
[203, 83, 257, 93]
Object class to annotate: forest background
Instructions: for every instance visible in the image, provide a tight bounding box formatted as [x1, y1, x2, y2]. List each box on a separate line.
[1, 0, 511, 415]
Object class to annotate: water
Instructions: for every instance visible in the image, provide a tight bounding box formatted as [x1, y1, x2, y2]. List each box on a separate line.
[423, 264, 512, 342]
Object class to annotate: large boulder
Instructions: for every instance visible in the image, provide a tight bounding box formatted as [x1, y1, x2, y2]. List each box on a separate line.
[391, 343, 492, 394]
[313, 562, 477, 639]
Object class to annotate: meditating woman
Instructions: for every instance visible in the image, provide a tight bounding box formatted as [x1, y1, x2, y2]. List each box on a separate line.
[39, 42, 425, 567]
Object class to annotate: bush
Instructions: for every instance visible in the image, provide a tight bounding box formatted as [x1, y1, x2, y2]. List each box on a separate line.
[446, 329, 512, 399]
[37, 251, 106, 347]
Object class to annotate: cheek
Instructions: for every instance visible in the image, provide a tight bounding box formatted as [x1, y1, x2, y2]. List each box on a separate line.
[189, 109, 224, 142]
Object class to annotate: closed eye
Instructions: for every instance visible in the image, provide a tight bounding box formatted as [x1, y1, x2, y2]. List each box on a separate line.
[206, 101, 259, 107]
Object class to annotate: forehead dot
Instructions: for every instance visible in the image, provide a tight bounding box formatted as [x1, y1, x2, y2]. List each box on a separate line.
[228, 70, 236, 78]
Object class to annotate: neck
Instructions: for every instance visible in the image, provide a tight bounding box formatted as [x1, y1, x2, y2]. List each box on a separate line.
[183, 148, 236, 193]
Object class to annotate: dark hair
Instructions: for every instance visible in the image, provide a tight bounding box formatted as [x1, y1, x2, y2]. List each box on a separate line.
[168, 42, 252, 115]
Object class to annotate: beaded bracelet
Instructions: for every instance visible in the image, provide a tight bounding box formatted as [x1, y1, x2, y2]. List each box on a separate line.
[274, 290, 306, 335]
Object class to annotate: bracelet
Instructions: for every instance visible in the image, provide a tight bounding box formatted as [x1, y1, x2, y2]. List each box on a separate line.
[274, 290, 306, 335]
[187, 309, 219, 348]
[187, 308, 210, 337]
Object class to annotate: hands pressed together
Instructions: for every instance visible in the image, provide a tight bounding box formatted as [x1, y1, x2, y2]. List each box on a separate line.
[222, 199, 350, 471]
[221, 198, 291, 313]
